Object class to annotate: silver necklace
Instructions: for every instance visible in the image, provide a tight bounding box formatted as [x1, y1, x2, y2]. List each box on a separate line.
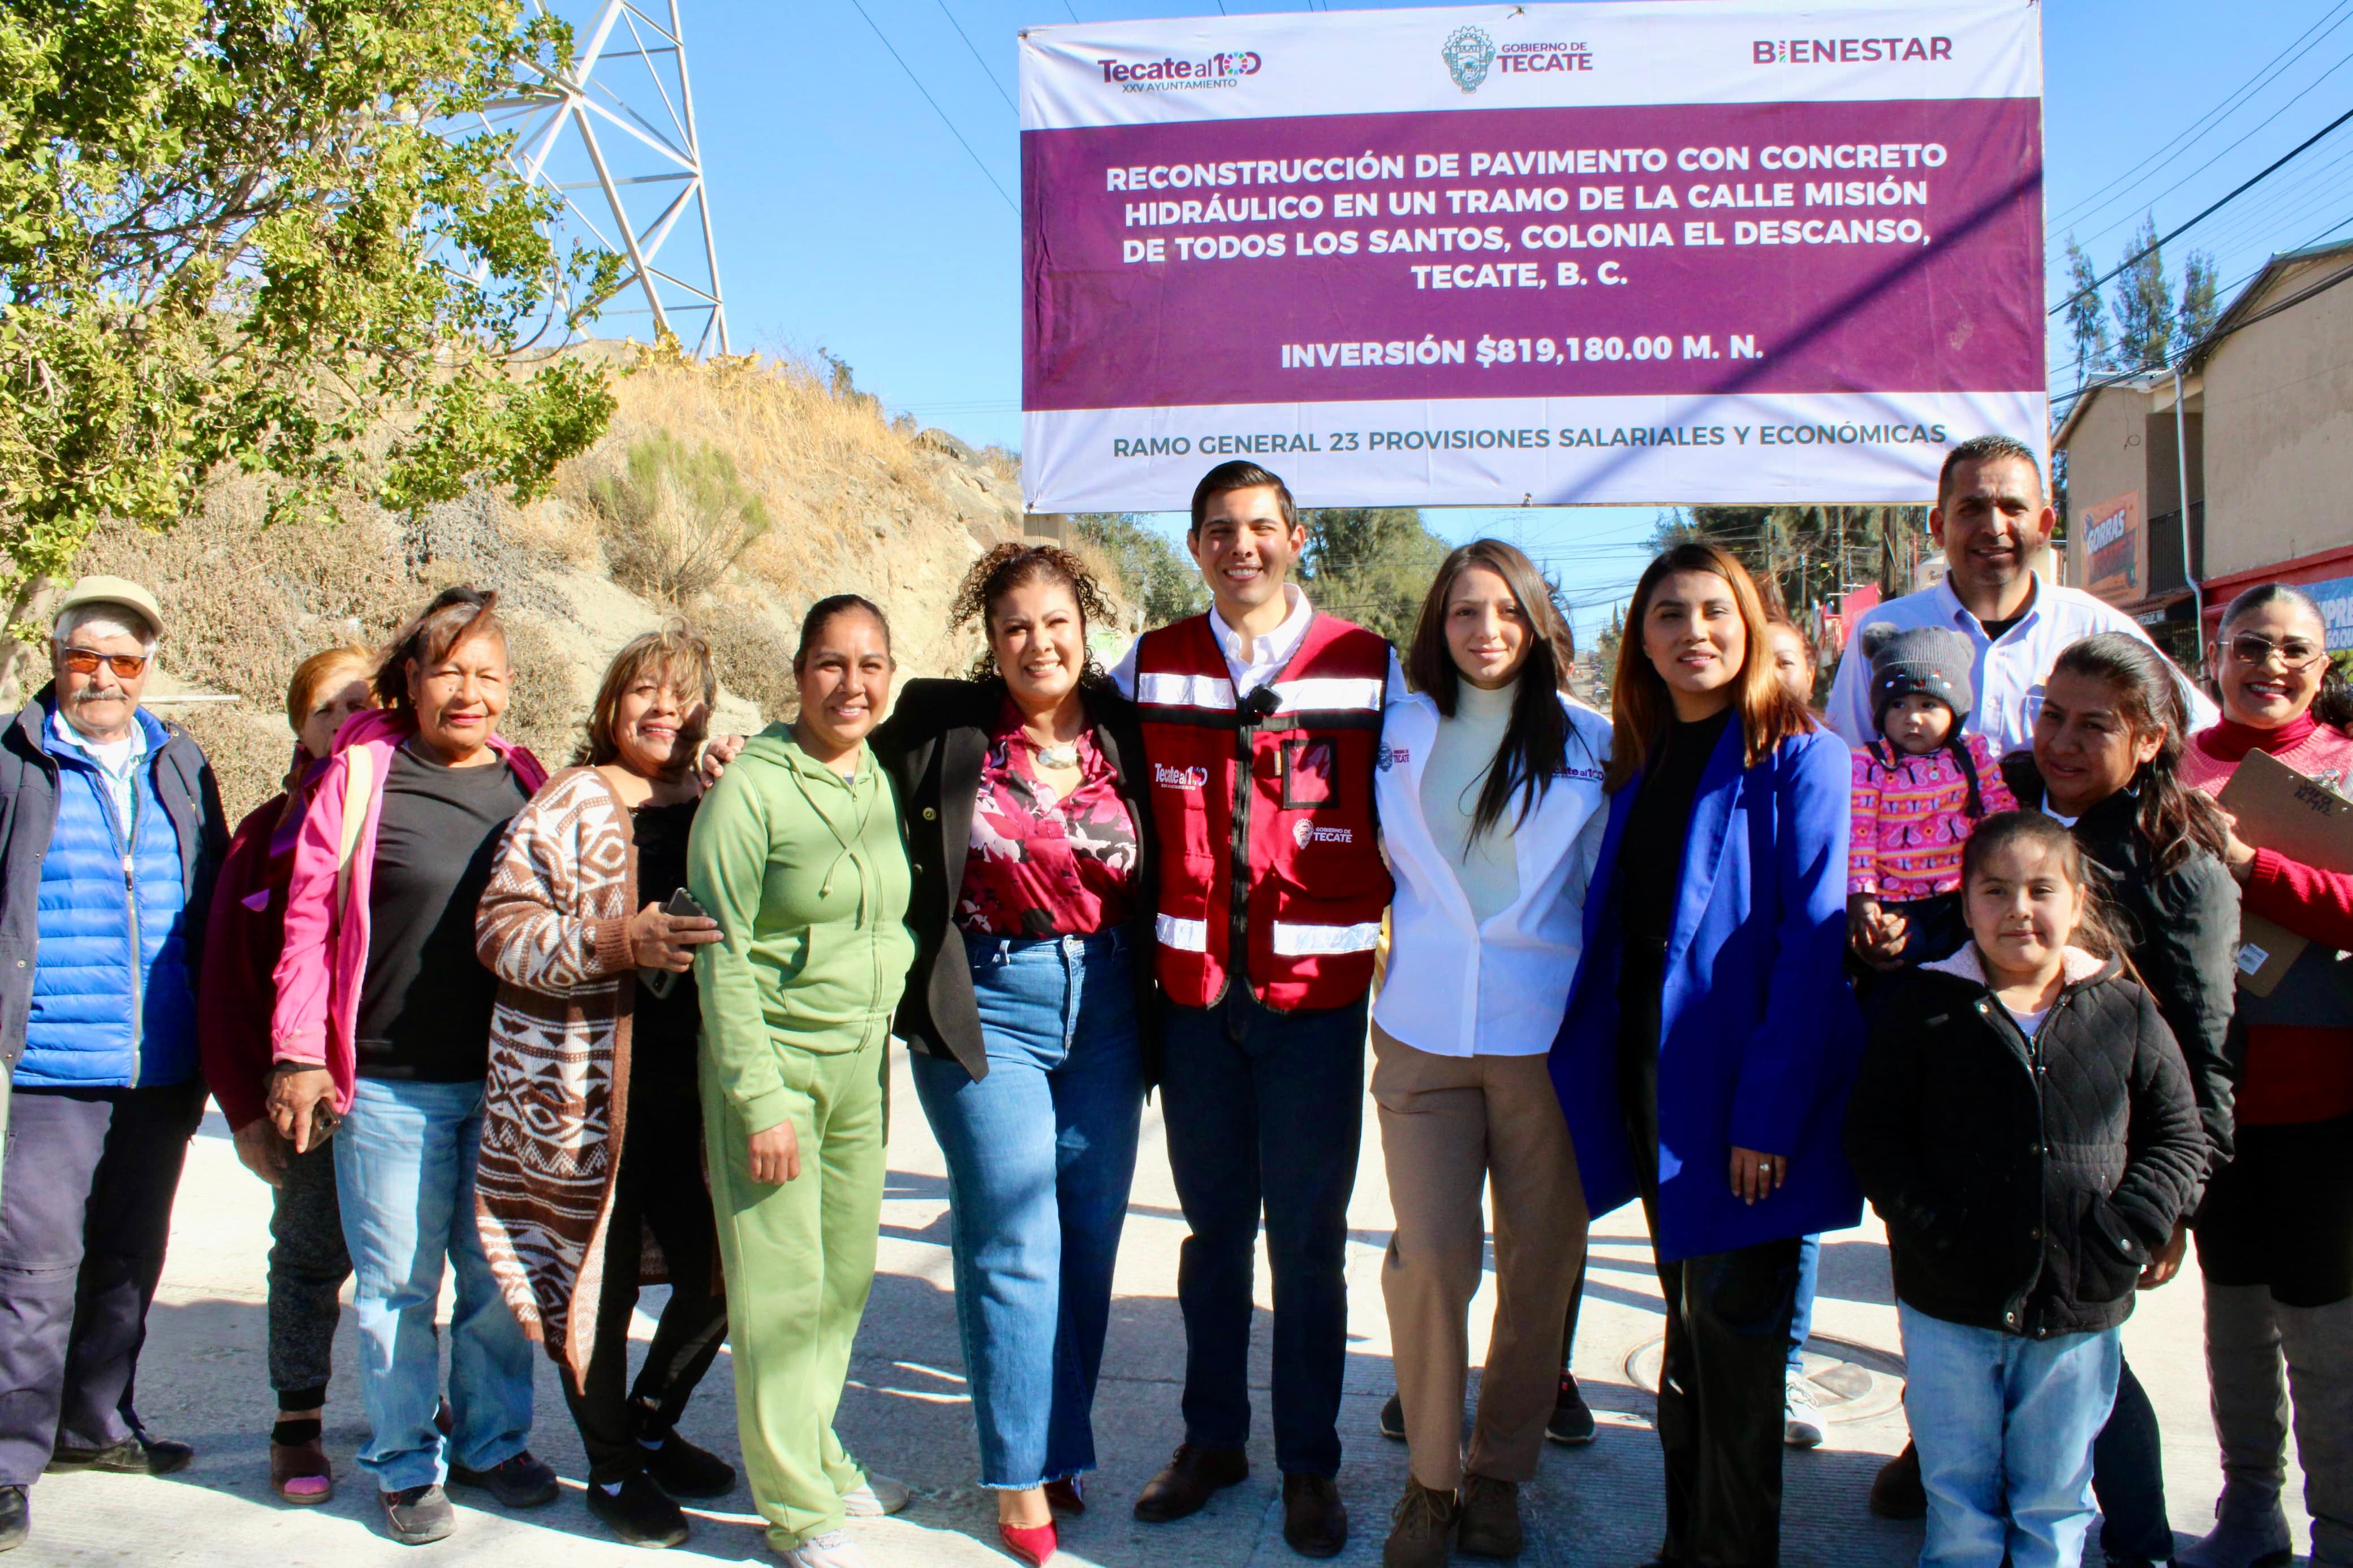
[1029, 736, 1078, 770]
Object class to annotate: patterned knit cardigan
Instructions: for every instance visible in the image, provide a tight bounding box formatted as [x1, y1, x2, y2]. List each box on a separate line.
[473, 766, 658, 1393]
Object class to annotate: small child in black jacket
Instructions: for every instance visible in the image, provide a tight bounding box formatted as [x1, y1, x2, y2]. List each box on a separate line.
[1848, 810, 2205, 1568]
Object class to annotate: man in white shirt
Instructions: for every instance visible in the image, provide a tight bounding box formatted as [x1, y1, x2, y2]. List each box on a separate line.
[1824, 434, 2216, 758]
[1833, 437, 2215, 1544]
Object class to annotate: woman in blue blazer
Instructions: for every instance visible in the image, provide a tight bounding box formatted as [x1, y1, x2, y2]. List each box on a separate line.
[1548, 542, 1862, 1568]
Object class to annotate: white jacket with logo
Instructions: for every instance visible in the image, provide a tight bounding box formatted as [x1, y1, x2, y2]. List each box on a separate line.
[1373, 689, 1613, 1057]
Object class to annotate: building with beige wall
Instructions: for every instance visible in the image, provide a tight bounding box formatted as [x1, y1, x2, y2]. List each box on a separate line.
[2054, 238, 2353, 659]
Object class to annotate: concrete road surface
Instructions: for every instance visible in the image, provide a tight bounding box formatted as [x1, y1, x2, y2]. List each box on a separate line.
[8, 1046, 2309, 1566]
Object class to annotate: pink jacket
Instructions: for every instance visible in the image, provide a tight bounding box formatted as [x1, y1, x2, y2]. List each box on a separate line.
[268, 708, 548, 1112]
[1848, 733, 2017, 902]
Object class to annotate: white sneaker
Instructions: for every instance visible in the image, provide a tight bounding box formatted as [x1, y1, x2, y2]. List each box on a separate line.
[839, 1472, 910, 1517]
[1783, 1371, 1827, 1449]
[775, 1529, 870, 1568]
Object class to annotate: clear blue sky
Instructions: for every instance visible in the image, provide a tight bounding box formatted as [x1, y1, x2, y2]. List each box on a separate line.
[597, 0, 2353, 645]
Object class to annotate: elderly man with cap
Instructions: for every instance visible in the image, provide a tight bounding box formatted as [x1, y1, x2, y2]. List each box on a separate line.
[0, 576, 227, 1553]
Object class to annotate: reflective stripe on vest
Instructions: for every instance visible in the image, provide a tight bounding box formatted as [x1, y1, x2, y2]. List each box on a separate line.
[1135, 671, 1237, 711]
[1157, 912, 1209, 951]
[1270, 920, 1384, 956]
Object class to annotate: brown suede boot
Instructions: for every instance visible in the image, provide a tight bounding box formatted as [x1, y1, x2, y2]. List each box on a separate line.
[1382, 1478, 1457, 1568]
[1458, 1474, 1523, 1558]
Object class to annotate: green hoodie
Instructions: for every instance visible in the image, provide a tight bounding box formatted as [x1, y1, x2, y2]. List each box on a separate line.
[688, 724, 914, 1136]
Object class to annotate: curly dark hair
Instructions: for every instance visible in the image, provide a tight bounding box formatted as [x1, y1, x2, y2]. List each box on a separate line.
[950, 542, 1115, 683]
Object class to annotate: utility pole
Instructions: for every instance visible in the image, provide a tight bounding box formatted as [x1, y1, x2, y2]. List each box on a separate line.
[468, 0, 731, 355]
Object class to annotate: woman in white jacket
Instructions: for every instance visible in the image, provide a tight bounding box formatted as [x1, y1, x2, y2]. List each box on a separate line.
[1373, 539, 1611, 1568]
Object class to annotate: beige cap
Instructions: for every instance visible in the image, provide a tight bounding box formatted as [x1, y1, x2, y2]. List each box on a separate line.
[54, 576, 165, 641]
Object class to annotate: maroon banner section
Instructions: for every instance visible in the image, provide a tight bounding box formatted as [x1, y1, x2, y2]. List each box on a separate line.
[1023, 98, 2042, 412]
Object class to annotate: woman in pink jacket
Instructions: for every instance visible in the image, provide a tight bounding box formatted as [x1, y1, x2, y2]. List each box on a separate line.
[265, 587, 551, 1547]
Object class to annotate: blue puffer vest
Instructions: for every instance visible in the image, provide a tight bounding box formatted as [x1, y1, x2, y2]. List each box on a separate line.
[18, 707, 199, 1087]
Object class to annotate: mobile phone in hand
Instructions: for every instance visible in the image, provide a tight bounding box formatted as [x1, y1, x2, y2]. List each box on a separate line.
[643, 887, 711, 1000]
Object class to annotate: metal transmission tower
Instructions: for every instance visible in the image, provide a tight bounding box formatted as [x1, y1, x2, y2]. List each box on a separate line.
[474, 1, 731, 355]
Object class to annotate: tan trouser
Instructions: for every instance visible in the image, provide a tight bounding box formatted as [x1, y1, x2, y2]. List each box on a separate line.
[1373, 1025, 1588, 1491]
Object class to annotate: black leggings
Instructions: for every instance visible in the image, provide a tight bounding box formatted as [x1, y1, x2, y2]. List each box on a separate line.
[560, 1082, 730, 1483]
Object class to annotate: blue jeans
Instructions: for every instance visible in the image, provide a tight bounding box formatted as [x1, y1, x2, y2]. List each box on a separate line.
[1899, 1304, 2122, 1568]
[910, 931, 1145, 1489]
[1789, 1232, 1821, 1375]
[1160, 990, 1367, 1477]
[336, 1078, 535, 1492]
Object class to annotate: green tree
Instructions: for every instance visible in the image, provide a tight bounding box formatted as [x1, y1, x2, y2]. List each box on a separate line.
[1298, 506, 1451, 647]
[2177, 249, 2221, 350]
[2110, 216, 2175, 371]
[0, 0, 620, 617]
[2062, 235, 2111, 386]
[1068, 512, 1206, 626]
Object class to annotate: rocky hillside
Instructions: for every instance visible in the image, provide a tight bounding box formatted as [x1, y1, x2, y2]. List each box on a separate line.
[66, 346, 1095, 822]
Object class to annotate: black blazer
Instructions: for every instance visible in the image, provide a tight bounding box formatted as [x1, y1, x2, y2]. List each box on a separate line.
[870, 677, 1161, 1085]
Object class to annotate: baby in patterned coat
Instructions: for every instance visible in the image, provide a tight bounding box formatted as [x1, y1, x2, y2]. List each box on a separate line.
[1847, 624, 2018, 967]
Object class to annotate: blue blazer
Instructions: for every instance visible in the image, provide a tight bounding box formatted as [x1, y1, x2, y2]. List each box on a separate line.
[1548, 719, 1863, 1262]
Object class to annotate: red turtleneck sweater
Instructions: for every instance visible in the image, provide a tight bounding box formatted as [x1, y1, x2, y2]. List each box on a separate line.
[2181, 712, 2353, 1125]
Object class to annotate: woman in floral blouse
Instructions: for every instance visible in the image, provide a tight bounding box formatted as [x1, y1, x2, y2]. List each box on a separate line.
[872, 544, 1158, 1568]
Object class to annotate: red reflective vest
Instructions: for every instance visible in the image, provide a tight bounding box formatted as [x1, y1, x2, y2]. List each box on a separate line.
[1131, 612, 1393, 1012]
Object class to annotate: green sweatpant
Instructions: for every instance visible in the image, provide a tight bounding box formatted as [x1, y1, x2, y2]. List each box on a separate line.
[703, 1034, 886, 1550]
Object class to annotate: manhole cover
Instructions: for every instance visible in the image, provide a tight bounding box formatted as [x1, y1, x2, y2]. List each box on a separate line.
[1623, 1333, 1906, 1424]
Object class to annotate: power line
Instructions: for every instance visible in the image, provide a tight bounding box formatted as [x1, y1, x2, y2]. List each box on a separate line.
[2064, 44, 2353, 256]
[2048, 104, 2353, 317]
[2049, 0, 2353, 231]
[932, 0, 1017, 113]
[843, 0, 1019, 215]
[2046, 208, 2353, 393]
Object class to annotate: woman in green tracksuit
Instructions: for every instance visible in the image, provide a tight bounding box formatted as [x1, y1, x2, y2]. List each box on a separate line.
[688, 594, 916, 1568]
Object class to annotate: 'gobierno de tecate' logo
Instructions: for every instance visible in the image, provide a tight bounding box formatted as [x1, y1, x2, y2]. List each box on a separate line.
[1441, 25, 1497, 92]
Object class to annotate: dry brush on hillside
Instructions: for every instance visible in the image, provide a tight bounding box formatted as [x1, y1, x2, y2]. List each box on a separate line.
[63, 345, 1063, 820]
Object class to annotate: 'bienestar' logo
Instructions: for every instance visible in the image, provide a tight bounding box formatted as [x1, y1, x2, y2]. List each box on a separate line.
[1753, 36, 1951, 64]
[1292, 819, 1354, 847]
[1154, 763, 1209, 790]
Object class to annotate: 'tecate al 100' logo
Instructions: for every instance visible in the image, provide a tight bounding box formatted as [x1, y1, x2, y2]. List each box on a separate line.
[1097, 51, 1262, 92]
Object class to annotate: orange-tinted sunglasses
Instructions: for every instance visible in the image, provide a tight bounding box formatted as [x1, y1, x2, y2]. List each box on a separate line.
[61, 647, 149, 679]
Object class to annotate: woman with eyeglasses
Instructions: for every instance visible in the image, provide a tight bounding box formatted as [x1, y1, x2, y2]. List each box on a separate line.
[2177, 584, 2353, 1568]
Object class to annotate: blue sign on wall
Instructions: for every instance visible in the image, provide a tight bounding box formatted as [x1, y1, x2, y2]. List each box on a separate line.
[2312, 574, 2353, 653]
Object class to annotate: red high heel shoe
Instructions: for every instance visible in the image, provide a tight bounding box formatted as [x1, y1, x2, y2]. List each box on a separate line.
[998, 1519, 1057, 1566]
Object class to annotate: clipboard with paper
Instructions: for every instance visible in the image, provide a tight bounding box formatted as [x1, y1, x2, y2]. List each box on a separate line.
[2213, 748, 2353, 996]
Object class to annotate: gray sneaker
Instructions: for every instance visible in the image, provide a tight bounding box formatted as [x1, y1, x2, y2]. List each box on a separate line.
[380, 1484, 455, 1546]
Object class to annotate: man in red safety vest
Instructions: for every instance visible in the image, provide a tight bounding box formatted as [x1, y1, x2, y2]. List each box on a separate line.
[1110, 461, 1402, 1559]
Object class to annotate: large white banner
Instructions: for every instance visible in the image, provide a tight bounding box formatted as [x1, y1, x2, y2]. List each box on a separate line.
[1019, 0, 2047, 511]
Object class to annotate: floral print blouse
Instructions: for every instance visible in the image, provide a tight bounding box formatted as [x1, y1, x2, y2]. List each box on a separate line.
[956, 700, 1140, 938]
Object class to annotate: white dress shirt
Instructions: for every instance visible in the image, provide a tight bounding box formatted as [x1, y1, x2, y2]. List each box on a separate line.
[1110, 583, 1407, 698]
[1825, 570, 2218, 759]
